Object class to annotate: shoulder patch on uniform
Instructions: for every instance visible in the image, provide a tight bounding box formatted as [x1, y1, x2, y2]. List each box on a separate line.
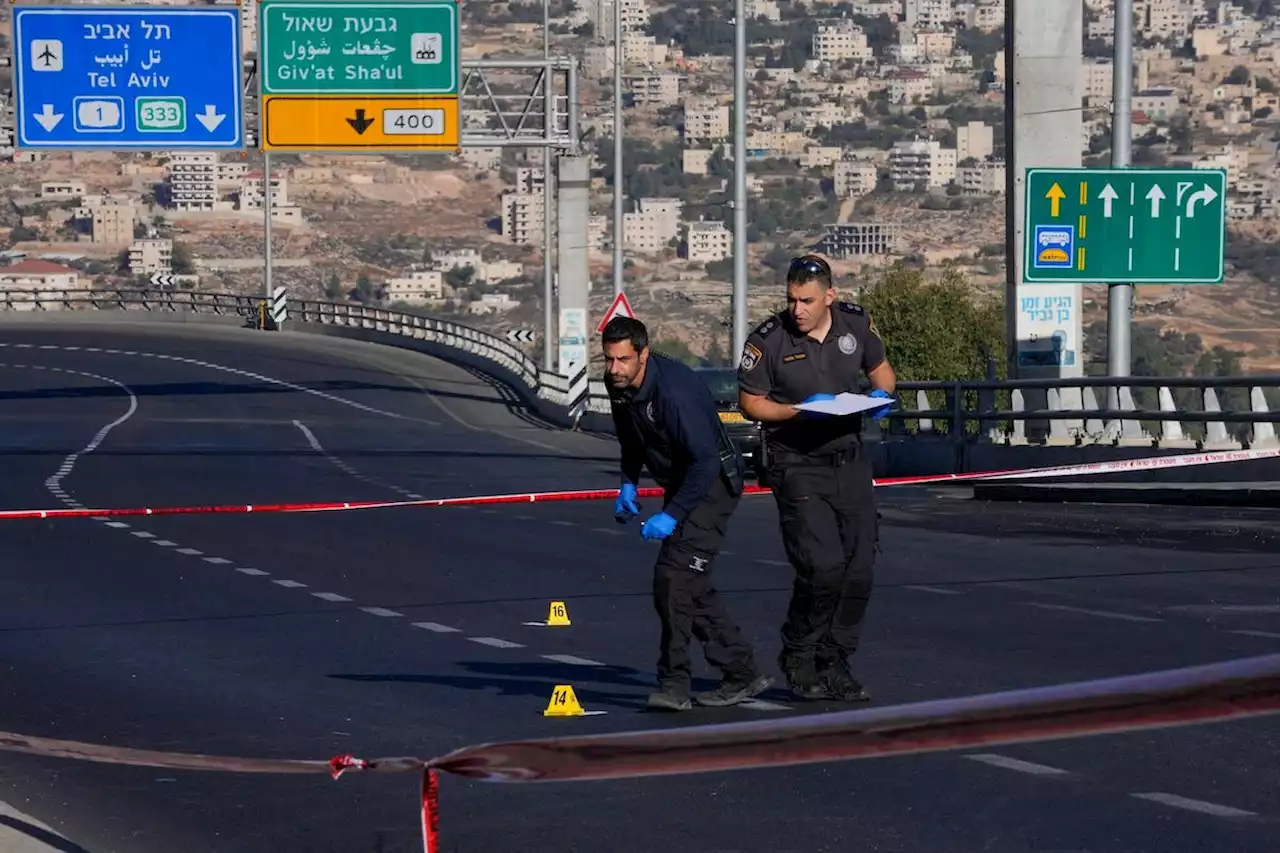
[739, 342, 763, 372]
[836, 301, 865, 315]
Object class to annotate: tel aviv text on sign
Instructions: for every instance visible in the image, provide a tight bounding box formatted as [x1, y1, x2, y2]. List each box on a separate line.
[1023, 168, 1227, 285]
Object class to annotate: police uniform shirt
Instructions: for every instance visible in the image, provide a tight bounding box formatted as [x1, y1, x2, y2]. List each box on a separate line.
[737, 302, 886, 455]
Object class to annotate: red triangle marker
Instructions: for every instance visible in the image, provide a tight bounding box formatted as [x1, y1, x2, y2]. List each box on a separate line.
[596, 292, 636, 334]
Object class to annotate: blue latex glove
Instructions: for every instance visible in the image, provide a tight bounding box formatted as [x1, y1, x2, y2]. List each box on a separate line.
[615, 482, 640, 524]
[641, 512, 678, 541]
[798, 392, 836, 418]
[868, 388, 894, 420]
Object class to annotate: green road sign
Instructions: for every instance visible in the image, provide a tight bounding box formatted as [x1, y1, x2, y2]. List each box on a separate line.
[136, 97, 187, 133]
[1023, 167, 1227, 284]
[259, 0, 460, 95]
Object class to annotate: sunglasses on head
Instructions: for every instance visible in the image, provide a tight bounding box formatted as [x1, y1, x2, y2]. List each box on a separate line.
[787, 256, 831, 281]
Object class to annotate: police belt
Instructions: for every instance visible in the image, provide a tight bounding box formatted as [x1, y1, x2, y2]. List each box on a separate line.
[767, 441, 862, 468]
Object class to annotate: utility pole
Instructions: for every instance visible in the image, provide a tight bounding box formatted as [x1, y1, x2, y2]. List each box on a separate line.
[1108, 0, 1134, 391]
[611, 0, 624, 297]
[542, 0, 555, 370]
[731, 0, 748, 359]
[263, 151, 273, 302]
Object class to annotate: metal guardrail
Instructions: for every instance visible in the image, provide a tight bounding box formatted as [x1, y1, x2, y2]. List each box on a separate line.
[1, 288, 1277, 449]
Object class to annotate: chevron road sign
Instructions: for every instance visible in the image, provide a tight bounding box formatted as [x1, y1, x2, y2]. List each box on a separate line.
[506, 328, 535, 344]
[269, 286, 287, 327]
[150, 272, 174, 287]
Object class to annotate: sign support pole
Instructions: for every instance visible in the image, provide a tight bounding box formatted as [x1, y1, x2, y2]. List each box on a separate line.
[264, 151, 273, 302]
[1108, 0, 1135, 387]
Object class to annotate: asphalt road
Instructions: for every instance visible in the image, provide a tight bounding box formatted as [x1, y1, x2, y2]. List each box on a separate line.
[0, 321, 1277, 853]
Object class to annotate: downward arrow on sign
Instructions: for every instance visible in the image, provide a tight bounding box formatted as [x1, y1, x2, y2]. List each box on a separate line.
[196, 105, 225, 132]
[346, 109, 375, 134]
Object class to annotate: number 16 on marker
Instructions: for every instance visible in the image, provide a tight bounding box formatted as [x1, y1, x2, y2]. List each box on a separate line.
[383, 108, 445, 135]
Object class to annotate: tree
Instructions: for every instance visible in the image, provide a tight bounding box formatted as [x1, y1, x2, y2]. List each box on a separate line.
[857, 264, 1004, 381]
[171, 242, 195, 274]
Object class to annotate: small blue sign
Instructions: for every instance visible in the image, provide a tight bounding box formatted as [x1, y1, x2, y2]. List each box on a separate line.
[13, 6, 243, 149]
[1032, 224, 1075, 269]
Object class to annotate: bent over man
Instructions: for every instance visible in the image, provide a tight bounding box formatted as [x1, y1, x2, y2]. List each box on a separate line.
[603, 316, 773, 711]
[737, 255, 896, 702]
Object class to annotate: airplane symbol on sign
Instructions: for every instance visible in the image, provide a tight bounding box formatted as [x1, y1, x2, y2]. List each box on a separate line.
[30, 39, 63, 72]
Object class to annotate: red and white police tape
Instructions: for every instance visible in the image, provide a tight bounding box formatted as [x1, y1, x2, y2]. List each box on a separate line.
[2, 653, 1279, 853]
[0, 446, 1275, 521]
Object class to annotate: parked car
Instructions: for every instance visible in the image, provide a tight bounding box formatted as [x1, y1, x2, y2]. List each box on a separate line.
[695, 367, 767, 482]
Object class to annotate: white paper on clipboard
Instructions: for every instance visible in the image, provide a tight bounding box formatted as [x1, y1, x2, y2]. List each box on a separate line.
[792, 392, 894, 416]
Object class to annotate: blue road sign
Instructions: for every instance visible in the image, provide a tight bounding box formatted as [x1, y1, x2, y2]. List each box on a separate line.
[12, 6, 244, 149]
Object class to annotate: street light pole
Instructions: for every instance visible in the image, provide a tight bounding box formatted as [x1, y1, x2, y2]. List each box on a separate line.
[731, 0, 748, 360]
[1108, 0, 1134, 390]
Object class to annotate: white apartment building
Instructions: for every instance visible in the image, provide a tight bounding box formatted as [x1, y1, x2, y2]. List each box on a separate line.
[627, 74, 681, 107]
[963, 0, 1004, 30]
[385, 270, 444, 303]
[888, 70, 934, 103]
[811, 21, 875, 64]
[90, 199, 134, 244]
[685, 220, 732, 263]
[1132, 87, 1181, 120]
[129, 238, 172, 275]
[684, 100, 730, 143]
[624, 198, 682, 254]
[1139, 0, 1191, 40]
[1081, 59, 1114, 108]
[238, 171, 303, 223]
[959, 160, 1006, 195]
[502, 192, 544, 246]
[890, 138, 958, 190]
[40, 181, 85, 199]
[956, 121, 994, 161]
[915, 29, 956, 61]
[167, 152, 218, 212]
[905, 0, 954, 28]
[835, 161, 879, 197]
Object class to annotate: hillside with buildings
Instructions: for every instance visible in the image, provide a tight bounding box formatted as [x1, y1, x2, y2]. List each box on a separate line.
[0, 0, 1277, 371]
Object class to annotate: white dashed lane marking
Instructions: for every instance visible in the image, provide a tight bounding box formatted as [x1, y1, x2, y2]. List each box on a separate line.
[1130, 792, 1257, 818]
[468, 636, 524, 649]
[1233, 629, 1280, 639]
[1026, 603, 1161, 623]
[104, 521, 130, 529]
[966, 753, 1071, 777]
[413, 622, 461, 633]
[312, 592, 353, 603]
[755, 558, 788, 566]
[130, 531, 156, 539]
[591, 527, 624, 536]
[203, 557, 232, 565]
[152, 540, 178, 547]
[549, 520, 576, 527]
[360, 607, 404, 618]
[272, 580, 307, 589]
[175, 547, 203, 556]
[236, 568, 270, 577]
[542, 654, 604, 666]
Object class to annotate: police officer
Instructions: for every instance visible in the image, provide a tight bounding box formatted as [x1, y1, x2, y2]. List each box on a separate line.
[603, 316, 773, 711]
[736, 254, 896, 702]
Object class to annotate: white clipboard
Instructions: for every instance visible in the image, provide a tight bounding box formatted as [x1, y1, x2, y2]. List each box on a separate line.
[792, 392, 893, 416]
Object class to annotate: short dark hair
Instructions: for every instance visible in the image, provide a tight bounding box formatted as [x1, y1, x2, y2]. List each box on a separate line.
[786, 254, 833, 289]
[602, 316, 648, 351]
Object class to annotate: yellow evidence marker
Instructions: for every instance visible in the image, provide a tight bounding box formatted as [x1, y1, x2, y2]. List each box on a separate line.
[524, 600, 572, 627]
[544, 684, 585, 717]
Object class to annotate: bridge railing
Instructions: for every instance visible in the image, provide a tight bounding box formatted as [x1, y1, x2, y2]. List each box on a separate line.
[1, 287, 1277, 448]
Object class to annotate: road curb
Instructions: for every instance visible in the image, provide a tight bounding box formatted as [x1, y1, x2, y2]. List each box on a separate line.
[971, 482, 1280, 508]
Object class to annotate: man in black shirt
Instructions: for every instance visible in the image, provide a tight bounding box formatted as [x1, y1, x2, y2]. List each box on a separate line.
[737, 255, 896, 703]
[604, 316, 772, 711]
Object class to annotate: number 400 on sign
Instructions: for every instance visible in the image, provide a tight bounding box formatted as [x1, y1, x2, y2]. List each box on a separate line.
[384, 108, 445, 135]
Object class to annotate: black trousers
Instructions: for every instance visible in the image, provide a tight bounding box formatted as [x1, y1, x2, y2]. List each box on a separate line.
[652, 475, 757, 689]
[767, 444, 878, 670]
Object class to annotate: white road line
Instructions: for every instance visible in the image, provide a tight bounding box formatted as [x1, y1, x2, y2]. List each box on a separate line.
[175, 547, 204, 556]
[755, 558, 788, 566]
[515, 514, 535, 521]
[1233, 629, 1280, 639]
[152, 540, 178, 547]
[1027, 602, 1161, 623]
[1130, 792, 1257, 818]
[467, 636, 524, 649]
[360, 607, 404, 618]
[130, 531, 156, 539]
[104, 521, 130, 529]
[312, 592, 353, 603]
[273, 580, 307, 588]
[905, 585, 964, 596]
[413, 622, 461, 633]
[541, 654, 605, 666]
[203, 557, 232, 565]
[236, 568, 270, 576]
[549, 520, 577, 527]
[591, 527, 624, 535]
[966, 753, 1071, 776]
